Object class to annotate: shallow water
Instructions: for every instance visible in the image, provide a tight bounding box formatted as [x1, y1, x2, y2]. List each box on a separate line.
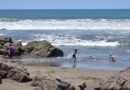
[1, 30, 130, 70]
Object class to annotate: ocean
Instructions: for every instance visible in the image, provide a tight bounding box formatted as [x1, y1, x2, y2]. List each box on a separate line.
[0, 9, 130, 70]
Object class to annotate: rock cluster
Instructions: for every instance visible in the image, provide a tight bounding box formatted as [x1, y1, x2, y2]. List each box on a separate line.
[0, 36, 64, 58]
[0, 61, 32, 82]
[31, 75, 86, 90]
[95, 68, 130, 90]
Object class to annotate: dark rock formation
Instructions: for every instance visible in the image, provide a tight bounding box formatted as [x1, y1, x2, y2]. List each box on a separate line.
[24, 40, 64, 58]
[0, 70, 7, 78]
[0, 75, 2, 84]
[0, 62, 32, 82]
[0, 49, 7, 55]
[56, 78, 71, 90]
[31, 75, 86, 90]
[0, 36, 64, 58]
[0, 36, 12, 44]
[0, 36, 12, 55]
[0, 61, 14, 71]
[7, 68, 31, 82]
[95, 68, 130, 90]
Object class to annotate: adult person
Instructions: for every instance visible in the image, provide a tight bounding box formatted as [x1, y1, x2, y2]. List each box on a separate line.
[17, 40, 23, 56]
[72, 49, 77, 62]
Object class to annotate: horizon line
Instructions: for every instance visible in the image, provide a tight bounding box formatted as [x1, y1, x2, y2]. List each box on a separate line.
[0, 8, 130, 10]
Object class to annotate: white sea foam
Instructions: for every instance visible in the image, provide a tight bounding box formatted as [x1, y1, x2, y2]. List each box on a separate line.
[0, 19, 130, 30]
[22, 42, 28, 46]
[34, 35, 119, 47]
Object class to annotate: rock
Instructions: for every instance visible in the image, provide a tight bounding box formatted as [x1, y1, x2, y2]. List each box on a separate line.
[78, 82, 87, 90]
[0, 70, 7, 78]
[25, 40, 64, 57]
[0, 62, 14, 71]
[0, 49, 7, 55]
[0, 36, 13, 56]
[0, 36, 13, 44]
[56, 78, 71, 90]
[0, 75, 2, 84]
[31, 75, 57, 90]
[0, 62, 32, 82]
[7, 68, 32, 82]
[31, 75, 86, 90]
[95, 67, 130, 90]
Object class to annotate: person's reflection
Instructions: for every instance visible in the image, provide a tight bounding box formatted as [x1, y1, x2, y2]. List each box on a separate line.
[72, 61, 77, 68]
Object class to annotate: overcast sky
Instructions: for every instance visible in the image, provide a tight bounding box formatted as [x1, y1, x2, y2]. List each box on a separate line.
[0, 0, 129, 9]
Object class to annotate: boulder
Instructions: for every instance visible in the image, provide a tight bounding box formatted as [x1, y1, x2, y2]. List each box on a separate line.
[0, 62, 32, 82]
[0, 70, 7, 78]
[0, 62, 14, 71]
[31, 75, 86, 90]
[95, 68, 130, 90]
[0, 75, 2, 84]
[0, 49, 7, 55]
[0, 36, 13, 55]
[25, 40, 64, 58]
[0, 36, 13, 44]
[7, 68, 32, 82]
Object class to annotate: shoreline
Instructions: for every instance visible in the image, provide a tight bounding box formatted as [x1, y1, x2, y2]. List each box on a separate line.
[0, 36, 127, 90]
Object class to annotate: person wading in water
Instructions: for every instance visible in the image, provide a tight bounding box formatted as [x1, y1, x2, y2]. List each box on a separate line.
[72, 49, 78, 62]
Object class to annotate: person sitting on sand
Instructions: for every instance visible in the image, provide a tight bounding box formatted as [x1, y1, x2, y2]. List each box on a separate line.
[7, 43, 14, 58]
[17, 40, 24, 55]
[109, 54, 116, 62]
[72, 49, 77, 62]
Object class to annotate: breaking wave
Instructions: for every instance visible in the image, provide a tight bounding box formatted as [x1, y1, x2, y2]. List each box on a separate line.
[0, 18, 130, 30]
[32, 35, 119, 47]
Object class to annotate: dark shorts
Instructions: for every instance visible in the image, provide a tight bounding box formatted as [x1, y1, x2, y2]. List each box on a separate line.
[73, 55, 76, 58]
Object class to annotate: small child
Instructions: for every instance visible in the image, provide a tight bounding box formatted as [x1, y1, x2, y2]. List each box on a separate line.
[109, 54, 116, 62]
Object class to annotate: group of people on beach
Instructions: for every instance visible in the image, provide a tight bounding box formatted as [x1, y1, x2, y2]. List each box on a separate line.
[6, 39, 23, 58]
[72, 49, 117, 62]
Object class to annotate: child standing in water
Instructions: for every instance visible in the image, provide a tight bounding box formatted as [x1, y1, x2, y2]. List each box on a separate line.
[72, 49, 78, 62]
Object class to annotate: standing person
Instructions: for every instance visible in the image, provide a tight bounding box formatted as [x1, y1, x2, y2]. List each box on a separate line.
[72, 49, 78, 62]
[9, 38, 13, 43]
[7, 43, 14, 58]
[17, 40, 23, 56]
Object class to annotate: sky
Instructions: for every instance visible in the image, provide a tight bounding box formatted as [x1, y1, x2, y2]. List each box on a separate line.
[0, 0, 129, 9]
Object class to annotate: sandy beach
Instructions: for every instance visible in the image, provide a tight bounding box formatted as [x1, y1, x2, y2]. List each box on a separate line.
[0, 63, 119, 90]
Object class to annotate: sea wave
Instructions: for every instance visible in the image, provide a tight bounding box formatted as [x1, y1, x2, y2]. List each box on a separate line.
[32, 35, 119, 47]
[0, 18, 130, 30]
[19, 36, 130, 47]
